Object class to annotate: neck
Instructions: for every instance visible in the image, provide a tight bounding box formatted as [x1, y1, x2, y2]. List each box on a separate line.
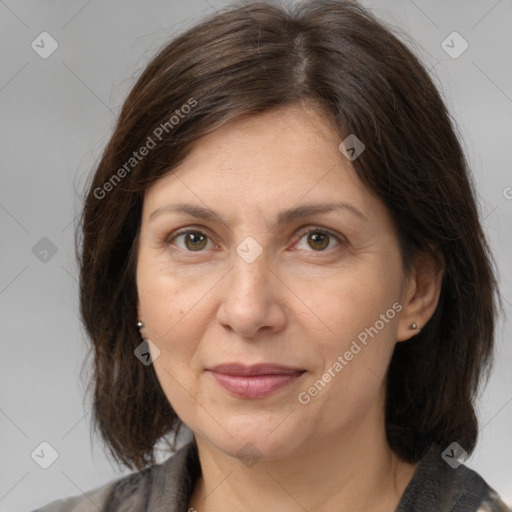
[188, 399, 417, 512]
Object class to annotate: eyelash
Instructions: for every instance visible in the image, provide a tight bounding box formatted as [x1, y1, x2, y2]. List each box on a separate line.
[165, 225, 346, 254]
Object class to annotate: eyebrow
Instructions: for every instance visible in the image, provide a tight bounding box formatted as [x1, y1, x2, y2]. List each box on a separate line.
[148, 201, 368, 226]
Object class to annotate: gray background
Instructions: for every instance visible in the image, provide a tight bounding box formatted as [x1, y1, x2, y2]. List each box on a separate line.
[1, 0, 511, 510]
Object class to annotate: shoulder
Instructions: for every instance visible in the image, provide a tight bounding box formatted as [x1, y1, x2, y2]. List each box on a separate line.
[31, 479, 116, 512]
[31, 441, 198, 512]
[397, 443, 510, 511]
[477, 488, 511, 512]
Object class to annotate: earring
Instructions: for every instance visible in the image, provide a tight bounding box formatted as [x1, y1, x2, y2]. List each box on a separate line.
[410, 322, 418, 330]
[136, 320, 145, 329]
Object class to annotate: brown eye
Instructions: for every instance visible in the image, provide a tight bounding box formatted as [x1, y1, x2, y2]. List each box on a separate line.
[295, 227, 343, 252]
[184, 231, 208, 251]
[307, 232, 330, 251]
[169, 230, 211, 251]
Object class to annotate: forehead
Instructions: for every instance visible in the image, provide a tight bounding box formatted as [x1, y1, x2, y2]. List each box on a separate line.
[142, 104, 384, 224]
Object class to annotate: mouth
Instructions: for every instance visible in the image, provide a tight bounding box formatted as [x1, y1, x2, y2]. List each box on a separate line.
[206, 363, 306, 399]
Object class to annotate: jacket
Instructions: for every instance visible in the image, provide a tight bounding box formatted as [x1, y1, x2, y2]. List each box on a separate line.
[32, 441, 510, 512]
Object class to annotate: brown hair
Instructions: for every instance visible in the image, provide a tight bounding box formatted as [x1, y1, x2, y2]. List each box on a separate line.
[78, 0, 499, 470]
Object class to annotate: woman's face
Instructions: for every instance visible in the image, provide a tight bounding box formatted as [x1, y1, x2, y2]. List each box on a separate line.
[136, 104, 411, 460]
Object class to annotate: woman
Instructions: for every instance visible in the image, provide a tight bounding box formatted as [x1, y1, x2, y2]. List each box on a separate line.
[34, 1, 509, 511]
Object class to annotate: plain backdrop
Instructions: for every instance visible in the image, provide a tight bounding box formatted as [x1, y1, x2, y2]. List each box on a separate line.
[0, 0, 511, 510]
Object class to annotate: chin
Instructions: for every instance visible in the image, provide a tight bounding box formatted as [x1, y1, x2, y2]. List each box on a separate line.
[194, 414, 307, 463]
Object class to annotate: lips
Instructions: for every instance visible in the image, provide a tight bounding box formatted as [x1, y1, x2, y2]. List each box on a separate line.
[207, 363, 306, 399]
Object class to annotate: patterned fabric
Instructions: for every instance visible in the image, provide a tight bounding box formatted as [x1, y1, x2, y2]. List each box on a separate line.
[33, 441, 510, 512]
[394, 444, 510, 511]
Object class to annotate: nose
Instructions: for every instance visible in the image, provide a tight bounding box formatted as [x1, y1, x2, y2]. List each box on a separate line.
[216, 248, 287, 339]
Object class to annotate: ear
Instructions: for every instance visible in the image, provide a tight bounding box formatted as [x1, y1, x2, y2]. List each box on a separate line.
[396, 249, 444, 342]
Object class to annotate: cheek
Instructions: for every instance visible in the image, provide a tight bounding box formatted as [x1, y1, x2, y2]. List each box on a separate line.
[137, 260, 190, 368]
[136, 251, 223, 382]
[295, 258, 402, 396]
[137, 261, 209, 421]
[137, 251, 204, 339]
[296, 261, 401, 345]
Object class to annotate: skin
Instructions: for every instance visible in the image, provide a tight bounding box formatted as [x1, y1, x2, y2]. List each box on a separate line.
[136, 103, 443, 512]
